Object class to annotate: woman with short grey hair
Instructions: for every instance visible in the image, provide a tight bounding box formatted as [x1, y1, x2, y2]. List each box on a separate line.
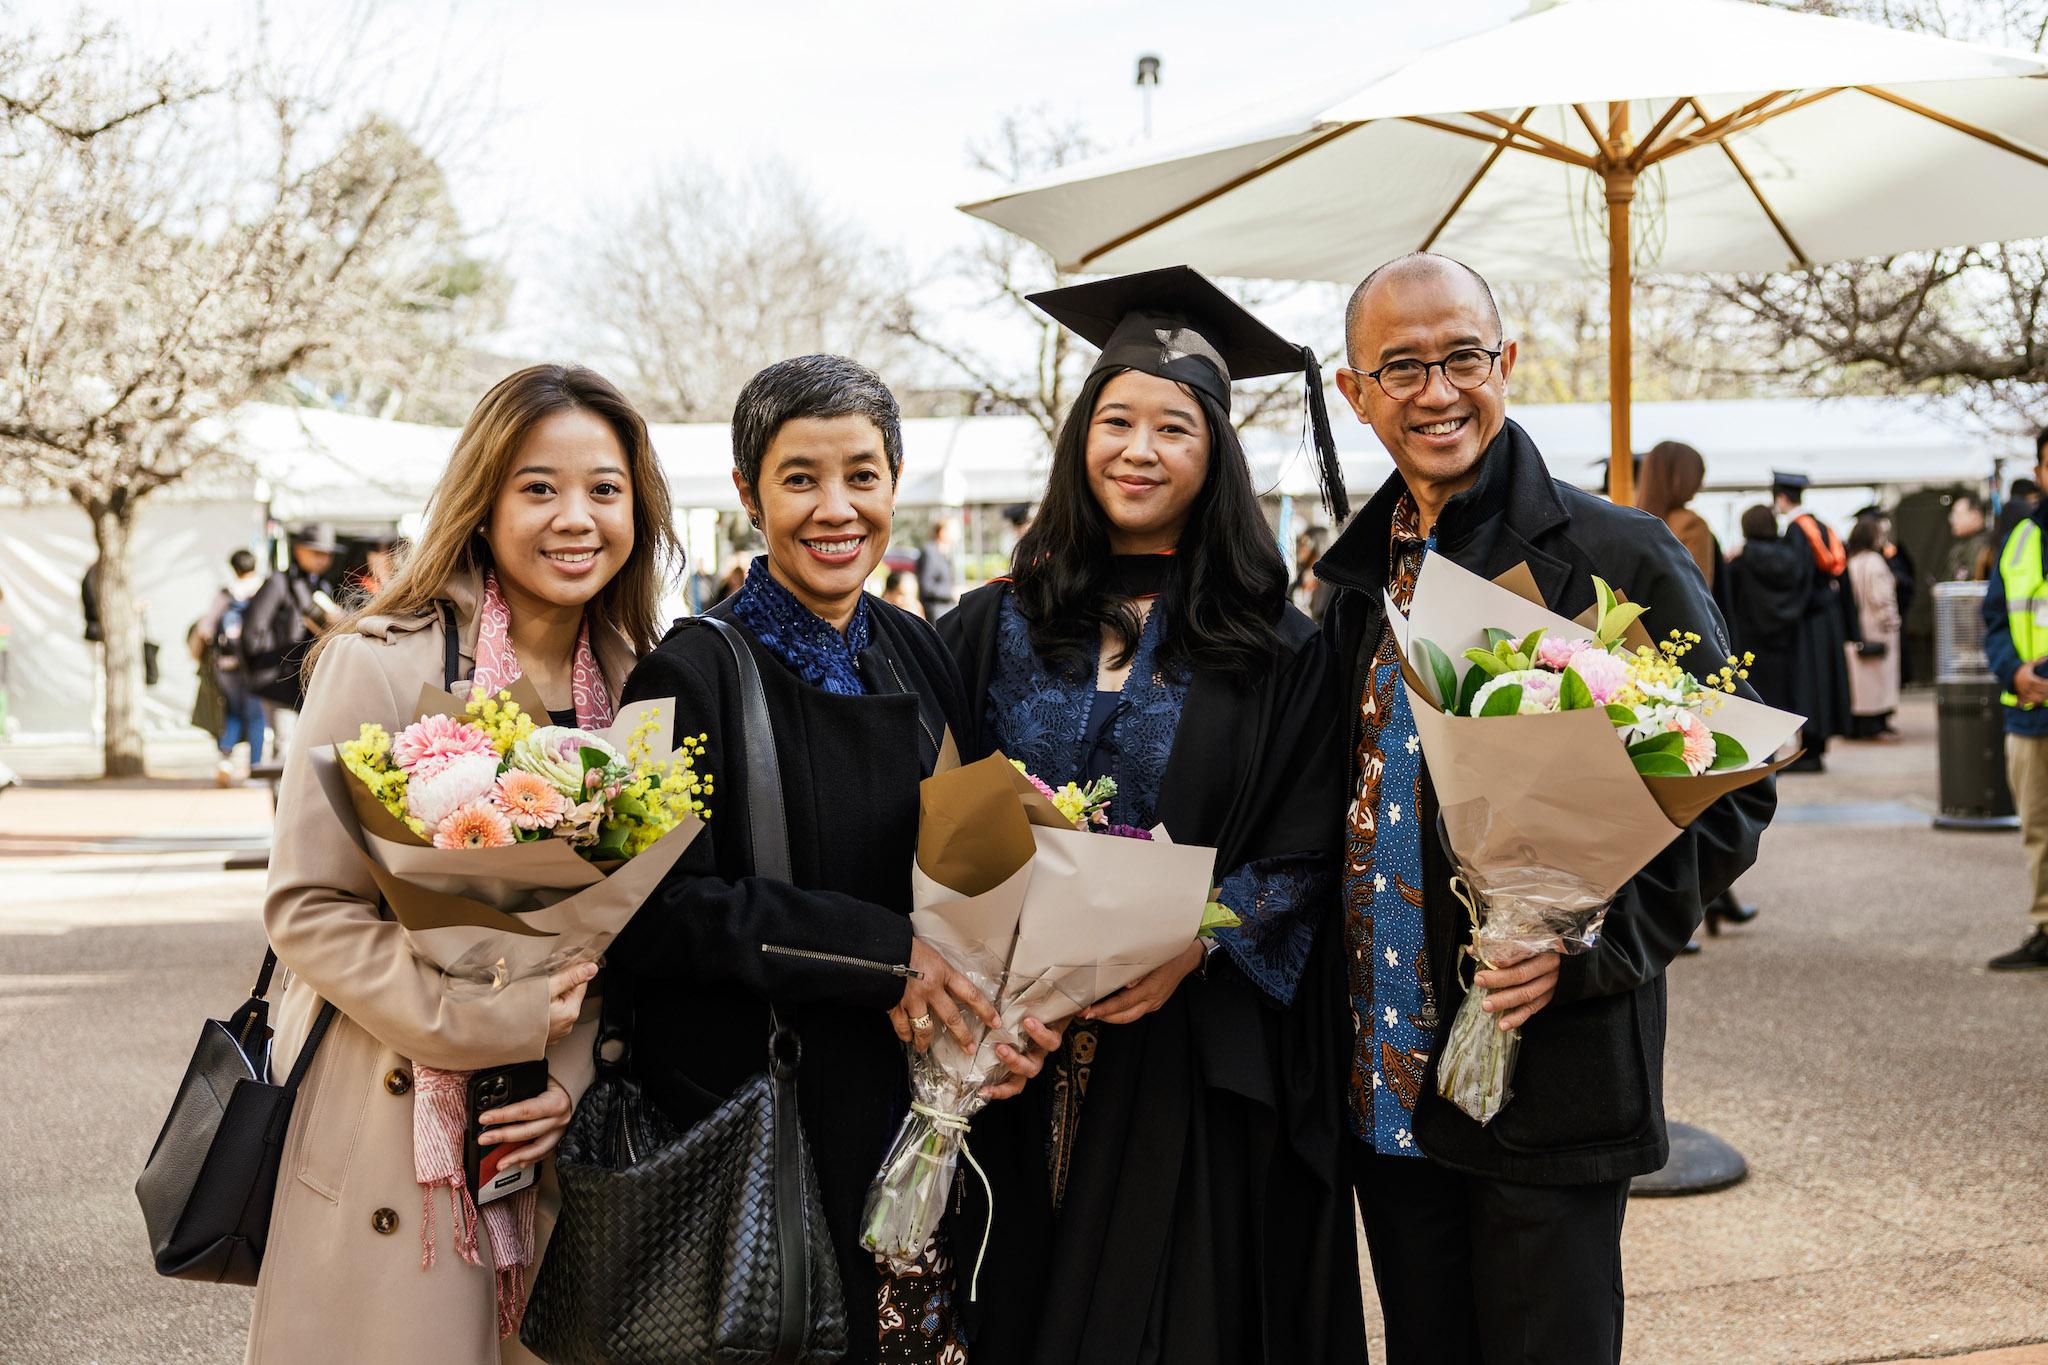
[608, 355, 1063, 1364]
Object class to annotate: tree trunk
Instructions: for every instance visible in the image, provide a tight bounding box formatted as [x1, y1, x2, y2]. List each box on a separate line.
[85, 499, 147, 778]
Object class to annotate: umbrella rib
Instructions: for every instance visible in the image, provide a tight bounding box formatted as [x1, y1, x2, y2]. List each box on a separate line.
[1405, 114, 1597, 169]
[1072, 120, 1365, 269]
[1467, 110, 1600, 168]
[1421, 107, 1539, 251]
[1639, 88, 1843, 167]
[1570, 102, 1607, 150]
[1630, 97, 1702, 171]
[1690, 97, 1810, 267]
[1855, 84, 2048, 171]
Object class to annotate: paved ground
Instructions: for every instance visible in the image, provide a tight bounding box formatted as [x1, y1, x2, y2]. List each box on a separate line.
[2, 694, 2044, 1363]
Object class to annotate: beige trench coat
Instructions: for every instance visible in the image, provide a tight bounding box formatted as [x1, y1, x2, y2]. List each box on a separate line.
[1846, 549, 1903, 718]
[246, 571, 636, 1364]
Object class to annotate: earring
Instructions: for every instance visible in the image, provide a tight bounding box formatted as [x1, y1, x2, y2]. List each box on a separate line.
[749, 515, 761, 530]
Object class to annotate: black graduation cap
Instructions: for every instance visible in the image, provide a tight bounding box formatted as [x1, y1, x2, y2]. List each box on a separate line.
[1771, 469, 1812, 493]
[1029, 265, 1350, 522]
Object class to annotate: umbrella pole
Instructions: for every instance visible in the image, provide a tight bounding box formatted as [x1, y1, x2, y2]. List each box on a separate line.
[1604, 103, 1636, 507]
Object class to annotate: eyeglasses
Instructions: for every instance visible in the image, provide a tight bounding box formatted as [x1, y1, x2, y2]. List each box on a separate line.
[1349, 347, 1504, 401]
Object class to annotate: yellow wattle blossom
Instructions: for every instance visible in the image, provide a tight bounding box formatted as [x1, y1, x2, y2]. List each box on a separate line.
[465, 688, 536, 754]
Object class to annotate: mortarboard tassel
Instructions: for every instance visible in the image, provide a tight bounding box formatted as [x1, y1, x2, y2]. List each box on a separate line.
[1301, 345, 1349, 523]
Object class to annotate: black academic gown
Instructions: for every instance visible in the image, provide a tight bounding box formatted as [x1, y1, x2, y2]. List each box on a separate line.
[609, 599, 969, 1365]
[1724, 538, 1813, 722]
[938, 583, 1365, 1365]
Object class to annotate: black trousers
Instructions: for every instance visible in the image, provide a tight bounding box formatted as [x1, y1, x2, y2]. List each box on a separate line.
[1351, 1144, 1629, 1365]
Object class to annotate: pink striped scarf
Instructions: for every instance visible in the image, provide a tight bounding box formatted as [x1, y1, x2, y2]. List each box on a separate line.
[412, 572, 614, 1339]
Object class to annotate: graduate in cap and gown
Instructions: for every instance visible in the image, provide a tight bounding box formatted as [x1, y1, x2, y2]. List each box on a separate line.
[1771, 470, 1855, 771]
[936, 266, 1366, 1365]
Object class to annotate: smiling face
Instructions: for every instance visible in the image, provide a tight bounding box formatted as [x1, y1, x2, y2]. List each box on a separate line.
[1085, 369, 1211, 555]
[480, 408, 635, 616]
[737, 413, 895, 630]
[1337, 259, 1515, 510]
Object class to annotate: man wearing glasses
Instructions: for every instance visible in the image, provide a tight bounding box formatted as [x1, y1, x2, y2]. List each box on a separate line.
[1311, 253, 1773, 1363]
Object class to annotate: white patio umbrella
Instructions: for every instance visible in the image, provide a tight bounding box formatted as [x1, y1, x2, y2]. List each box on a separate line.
[960, 0, 2048, 506]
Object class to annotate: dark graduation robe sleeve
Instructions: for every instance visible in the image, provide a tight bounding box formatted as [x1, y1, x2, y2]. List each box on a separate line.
[1204, 616, 1342, 1006]
[610, 625, 912, 1011]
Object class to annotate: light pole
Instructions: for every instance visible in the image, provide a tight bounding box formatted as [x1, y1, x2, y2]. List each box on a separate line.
[1135, 53, 1161, 140]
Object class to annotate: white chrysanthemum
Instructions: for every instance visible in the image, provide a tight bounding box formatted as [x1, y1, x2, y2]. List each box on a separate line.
[509, 726, 622, 797]
[404, 752, 502, 828]
[1469, 668, 1562, 716]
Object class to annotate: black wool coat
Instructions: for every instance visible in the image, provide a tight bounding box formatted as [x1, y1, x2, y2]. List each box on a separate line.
[1315, 418, 1776, 1186]
[607, 598, 969, 1364]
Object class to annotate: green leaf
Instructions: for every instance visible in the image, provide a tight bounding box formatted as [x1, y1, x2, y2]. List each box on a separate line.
[1478, 683, 1524, 717]
[1455, 662, 1488, 717]
[1518, 627, 1547, 664]
[580, 746, 608, 772]
[1463, 648, 1511, 677]
[1557, 667, 1593, 712]
[611, 794, 649, 819]
[1593, 575, 1618, 620]
[1199, 900, 1242, 939]
[1483, 627, 1514, 649]
[1415, 638, 1459, 711]
[1599, 601, 1649, 646]
[1709, 732, 1750, 772]
[1605, 703, 1639, 726]
[1626, 731, 1685, 758]
[595, 821, 631, 855]
[1631, 750, 1692, 777]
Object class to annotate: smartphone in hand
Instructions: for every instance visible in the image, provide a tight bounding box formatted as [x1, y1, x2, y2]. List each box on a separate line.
[464, 1060, 549, 1206]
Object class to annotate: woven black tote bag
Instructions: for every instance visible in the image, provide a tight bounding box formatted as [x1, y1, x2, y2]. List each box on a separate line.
[522, 615, 847, 1365]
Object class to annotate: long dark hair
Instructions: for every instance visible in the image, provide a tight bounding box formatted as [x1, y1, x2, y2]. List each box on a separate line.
[1009, 366, 1288, 683]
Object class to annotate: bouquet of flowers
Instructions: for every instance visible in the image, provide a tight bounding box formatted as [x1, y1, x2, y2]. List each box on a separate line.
[308, 674, 711, 997]
[1387, 557, 1801, 1125]
[859, 753, 1222, 1290]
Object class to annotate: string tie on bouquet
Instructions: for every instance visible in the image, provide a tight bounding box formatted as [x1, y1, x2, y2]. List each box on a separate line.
[908, 1100, 994, 1300]
[1449, 874, 1496, 974]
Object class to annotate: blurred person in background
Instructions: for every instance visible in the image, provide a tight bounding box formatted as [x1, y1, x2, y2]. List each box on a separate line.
[1946, 492, 1996, 583]
[1292, 524, 1332, 621]
[1726, 504, 1814, 749]
[191, 548, 268, 782]
[1772, 472, 1853, 773]
[241, 523, 343, 757]
[1844, 516, 1902, 740]
[1995, 456, 2042, 545]
[880, 567, 925, 618]
[916, 516, 960, 618]
[1636, 440, 1720, 592]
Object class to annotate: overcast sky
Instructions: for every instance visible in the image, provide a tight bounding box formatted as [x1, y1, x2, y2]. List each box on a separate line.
[84, 0, 1529, 351]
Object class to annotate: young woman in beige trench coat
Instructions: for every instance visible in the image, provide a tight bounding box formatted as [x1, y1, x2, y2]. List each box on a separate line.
[247, 365, 678, 1364]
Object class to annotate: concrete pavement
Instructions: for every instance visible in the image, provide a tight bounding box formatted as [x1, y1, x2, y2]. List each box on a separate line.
[2, 693, 2043, 1362]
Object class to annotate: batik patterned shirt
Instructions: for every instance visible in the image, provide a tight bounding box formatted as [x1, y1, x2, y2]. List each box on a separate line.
[1344, 494, 1439, 1156]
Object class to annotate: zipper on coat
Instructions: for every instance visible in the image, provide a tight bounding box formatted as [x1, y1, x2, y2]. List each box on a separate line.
[761, 943, 923, 979]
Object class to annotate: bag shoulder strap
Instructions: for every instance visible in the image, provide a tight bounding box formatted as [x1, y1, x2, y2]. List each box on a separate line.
[695, 614, 792, 884]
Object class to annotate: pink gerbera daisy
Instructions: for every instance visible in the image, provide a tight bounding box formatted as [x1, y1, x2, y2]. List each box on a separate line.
[433, 800, 516, 849]
[1666, 709, 1716, 775]
[492, 770, 567, 831]
[392, 713, 498, 779]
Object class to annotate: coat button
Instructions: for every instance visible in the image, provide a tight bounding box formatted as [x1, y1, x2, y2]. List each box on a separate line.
[371, 1207, 399, 1235]
[383, 1068, 412, 1096]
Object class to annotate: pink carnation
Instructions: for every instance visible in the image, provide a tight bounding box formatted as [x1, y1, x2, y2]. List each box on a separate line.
[492, 769, 568, 830]
[1566, 647, 1632, 705]
[1666, 709, 1716, 775]
[1530, 634, 1583, 671]
[392, 713, 498, 779]
[433, 799, 515, 849]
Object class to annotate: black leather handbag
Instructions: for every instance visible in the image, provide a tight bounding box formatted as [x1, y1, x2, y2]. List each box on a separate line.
[522, 614, 848, 1365]
[134, 949, 337, 1282]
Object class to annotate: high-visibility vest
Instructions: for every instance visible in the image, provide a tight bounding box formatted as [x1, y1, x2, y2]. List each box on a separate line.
[1999, 518, 2048, 709]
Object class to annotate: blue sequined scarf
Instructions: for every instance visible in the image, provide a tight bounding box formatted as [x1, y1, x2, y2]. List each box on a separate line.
[726, 556, 873, 696]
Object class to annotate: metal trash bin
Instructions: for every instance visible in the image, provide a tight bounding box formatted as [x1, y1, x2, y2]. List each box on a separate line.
[1932, 581, 2018, 829]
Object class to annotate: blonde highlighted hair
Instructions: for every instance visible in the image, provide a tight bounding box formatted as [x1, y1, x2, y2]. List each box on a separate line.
[308, 364, 678, 676]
